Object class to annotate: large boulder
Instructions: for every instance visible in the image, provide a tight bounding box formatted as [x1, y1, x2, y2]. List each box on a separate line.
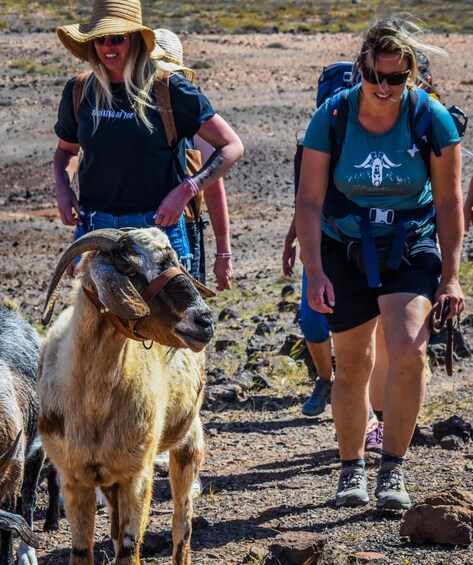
[400, 488, 473, 546]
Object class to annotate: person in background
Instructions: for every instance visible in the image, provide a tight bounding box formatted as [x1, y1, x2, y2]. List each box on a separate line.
[153, 28, 233, 291]
[296, 15, 463, 511]
[53, 0, 243, 275]
[283, 215, 334, 416]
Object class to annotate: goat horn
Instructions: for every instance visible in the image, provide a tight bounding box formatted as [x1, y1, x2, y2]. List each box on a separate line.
[0, 431, 22, 474]
[0, 509, 40, 548]
[179, 263, 216, 299]
[41, 229, 127, 326]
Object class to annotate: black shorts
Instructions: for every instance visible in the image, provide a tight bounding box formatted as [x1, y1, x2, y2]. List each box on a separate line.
[321, 233, 441, 333]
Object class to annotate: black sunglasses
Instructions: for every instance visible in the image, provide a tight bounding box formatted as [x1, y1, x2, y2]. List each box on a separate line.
[362, 65, 411, 86]
[94, 34, 127, 45]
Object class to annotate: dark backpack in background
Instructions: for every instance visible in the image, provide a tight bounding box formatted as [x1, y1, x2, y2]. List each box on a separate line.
[294, 61, 359, 194]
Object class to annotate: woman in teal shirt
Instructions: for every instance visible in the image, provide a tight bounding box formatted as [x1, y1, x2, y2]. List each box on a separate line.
[296, 16, 464, 511]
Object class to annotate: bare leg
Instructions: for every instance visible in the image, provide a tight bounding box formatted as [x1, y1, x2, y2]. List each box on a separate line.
[379, 293, 431, 456]
[331, 318, 377, 460]
[306, 338, 333, 381]
[369, 319, 388, 412]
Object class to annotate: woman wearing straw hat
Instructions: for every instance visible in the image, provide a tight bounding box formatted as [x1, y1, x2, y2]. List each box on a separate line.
[53, 0, 243, 271]
[154, 28, 233, 291]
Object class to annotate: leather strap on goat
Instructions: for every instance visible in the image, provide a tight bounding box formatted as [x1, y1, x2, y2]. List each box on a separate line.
[82, 267, 183, 342]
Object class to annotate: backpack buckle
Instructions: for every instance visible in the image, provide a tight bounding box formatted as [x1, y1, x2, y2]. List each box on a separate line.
[369, 208, 395, 224]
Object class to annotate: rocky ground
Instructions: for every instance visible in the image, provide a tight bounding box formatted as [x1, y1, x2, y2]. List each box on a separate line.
[1, 30, 473, 564]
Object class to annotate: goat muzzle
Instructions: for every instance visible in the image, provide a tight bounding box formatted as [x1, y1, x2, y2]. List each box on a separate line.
[83, 267, 183, 342]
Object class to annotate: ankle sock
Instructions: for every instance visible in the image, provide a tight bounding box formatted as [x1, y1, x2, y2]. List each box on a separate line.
[374, 410, 384, 422]
[341, 458, 365, 470]
[381, 451, 404, 466]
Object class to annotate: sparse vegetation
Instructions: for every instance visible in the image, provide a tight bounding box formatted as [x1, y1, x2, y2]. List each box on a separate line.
[2, 0, 473, 34]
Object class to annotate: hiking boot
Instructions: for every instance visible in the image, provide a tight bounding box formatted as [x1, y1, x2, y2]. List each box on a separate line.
[375, 462, 411, 510]
[365, 421, 384, 453]
[301, 377, 332, 416]
[335, 465, 370, 507]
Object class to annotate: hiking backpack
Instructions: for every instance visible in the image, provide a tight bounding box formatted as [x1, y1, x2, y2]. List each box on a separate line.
[294, 61, 359, 194]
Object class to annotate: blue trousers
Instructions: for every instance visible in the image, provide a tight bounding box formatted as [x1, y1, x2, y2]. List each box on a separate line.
[74, 210, 192, 269]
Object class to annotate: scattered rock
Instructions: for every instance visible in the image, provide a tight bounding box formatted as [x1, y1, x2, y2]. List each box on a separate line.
[141, 531, 170, 556]
[281, 283, 297, 297]
[218, 307, 240, 321]
[432, 415, 473, 443]
[215, 338, 237, 352]
[400, 487, 473, 546]
[439, 434, 465, 450]
[264, 531, 328, 564]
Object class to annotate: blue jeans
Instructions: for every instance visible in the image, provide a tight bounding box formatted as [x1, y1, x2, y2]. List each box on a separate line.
[74, 210, 192, 270]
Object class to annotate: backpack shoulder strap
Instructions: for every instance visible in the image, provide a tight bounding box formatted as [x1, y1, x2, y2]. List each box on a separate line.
[408, 87, 441, 174]
[72, 70, 93, 124]
[153, 69, 178, 147]
[328, 88, 350, 179]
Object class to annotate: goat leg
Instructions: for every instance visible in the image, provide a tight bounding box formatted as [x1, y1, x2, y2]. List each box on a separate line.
[115, 472, 153, 565]
[169, 427, 204, 565]
[62, 484, 96, 565]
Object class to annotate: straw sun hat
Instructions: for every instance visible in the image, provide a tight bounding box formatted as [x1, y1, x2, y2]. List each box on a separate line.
[153, 28, 195, 82]
[57, 0, 164, 62]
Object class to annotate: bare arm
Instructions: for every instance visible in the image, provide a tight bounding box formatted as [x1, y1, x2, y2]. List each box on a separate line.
[431, 142, 464, 317]
[54, 139, 81, 226]
[194, 135, 233, 291]
[463, 174, 473, 231]
[155, 114, 243, 226]
[295, 147, 334, 313]
[282, 215, 297, 277]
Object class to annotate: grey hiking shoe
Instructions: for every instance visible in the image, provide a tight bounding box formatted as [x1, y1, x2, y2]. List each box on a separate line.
[375, 462, 411, 510]
[335, 465, 370, 507]
[301, 377, 332, 416]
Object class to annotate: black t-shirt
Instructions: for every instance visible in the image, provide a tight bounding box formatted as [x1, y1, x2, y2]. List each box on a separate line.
[55, 73, 215, 214]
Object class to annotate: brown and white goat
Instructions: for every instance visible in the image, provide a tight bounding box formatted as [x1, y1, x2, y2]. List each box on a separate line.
[37, 227, 215, 565]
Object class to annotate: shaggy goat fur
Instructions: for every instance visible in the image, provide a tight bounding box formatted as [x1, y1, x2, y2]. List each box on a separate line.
[38, 228, 214, 565]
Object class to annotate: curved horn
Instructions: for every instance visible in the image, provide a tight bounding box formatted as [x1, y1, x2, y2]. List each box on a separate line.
[41, 229, 127, 326]
[0, 431, 22, 474]
[0, 509, 40, 548]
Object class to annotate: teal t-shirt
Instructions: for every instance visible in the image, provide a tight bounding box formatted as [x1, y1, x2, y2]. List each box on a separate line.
[303, 84, 460, 240]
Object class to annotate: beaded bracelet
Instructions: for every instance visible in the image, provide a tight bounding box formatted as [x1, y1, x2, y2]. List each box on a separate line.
[186, 177, 200, 197]
[215, 252, 232, 258]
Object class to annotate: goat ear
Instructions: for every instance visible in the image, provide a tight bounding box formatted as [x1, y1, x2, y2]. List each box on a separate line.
[178, 264, 216, 299]
[90, 264, 150, 320]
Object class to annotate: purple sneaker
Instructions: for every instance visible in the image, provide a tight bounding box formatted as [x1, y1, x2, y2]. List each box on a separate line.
[365, 421, 384, 453]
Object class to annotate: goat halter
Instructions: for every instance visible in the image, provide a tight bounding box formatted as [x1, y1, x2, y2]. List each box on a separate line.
[83, 266, 183, 342]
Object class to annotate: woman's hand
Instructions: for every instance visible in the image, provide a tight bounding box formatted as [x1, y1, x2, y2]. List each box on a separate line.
[282, 239, 296, 277]
[306, 270, 335, 314]
[55, 183, 81, 226]
[155, 182, 193, 226]
[214, 256, 233, 291]
[435, 278, 464, 318]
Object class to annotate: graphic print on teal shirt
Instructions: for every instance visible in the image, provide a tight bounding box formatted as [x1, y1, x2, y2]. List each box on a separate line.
[303, 84, 460, 241]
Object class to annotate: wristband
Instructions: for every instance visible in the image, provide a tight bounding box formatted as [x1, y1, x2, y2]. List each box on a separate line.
[186, 177, 200, 197]
[215, 253, 232, 258]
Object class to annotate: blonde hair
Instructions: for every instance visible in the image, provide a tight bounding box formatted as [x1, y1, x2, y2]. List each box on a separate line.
[84, 32, 157, 132]
[354, 15, 447, 89]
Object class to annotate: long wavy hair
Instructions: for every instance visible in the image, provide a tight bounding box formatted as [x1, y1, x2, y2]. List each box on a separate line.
[82, 32, 158, 133]
[353, 15, 447, 89]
